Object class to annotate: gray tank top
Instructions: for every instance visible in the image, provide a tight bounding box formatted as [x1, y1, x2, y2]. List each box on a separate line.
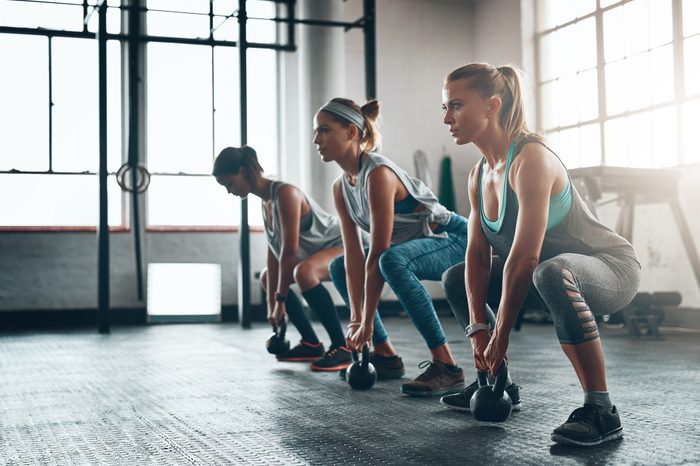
[263, 181, 343, 260]
[479, 136, 640, 265]
[341, 152, 452, 245]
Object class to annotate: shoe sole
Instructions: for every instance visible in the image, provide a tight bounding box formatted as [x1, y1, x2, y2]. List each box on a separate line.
[400, 383, 465, 397]
[310, 362, 352, 372]
[439, 399, 523, 412]
[550, 427, 623, 447]
[276, 356, 322, 362]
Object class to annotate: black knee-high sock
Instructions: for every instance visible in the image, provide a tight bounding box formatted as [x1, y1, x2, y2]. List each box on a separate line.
[302, 284, 346, 349]
[285, 290, 319, 344]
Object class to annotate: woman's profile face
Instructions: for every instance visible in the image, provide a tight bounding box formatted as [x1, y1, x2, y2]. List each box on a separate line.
[313, 111, 354, 162]
[216, 170, 251, 198]
[442, 79, 490, 145]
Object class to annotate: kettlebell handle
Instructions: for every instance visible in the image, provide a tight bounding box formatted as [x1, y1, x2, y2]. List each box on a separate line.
[493, 361, 509, 396]
[278, 319, 287, 339]
[476, 371, 489, 387]
[361, 344, 370, 369]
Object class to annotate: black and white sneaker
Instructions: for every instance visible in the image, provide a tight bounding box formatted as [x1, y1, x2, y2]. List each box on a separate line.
[310, 346, 352, 372]
[276, 341, 324, 362]
[440, 379, 522, 412]
[551, 404, 623, 447]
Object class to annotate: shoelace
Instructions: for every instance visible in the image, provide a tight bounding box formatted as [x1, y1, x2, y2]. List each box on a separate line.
[566, 406, 600, 427]
[415, 361, 441, 382]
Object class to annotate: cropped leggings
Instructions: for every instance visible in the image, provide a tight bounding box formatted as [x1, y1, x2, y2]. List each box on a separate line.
[442, 253, 640, 345]
[329, 214, 468, 350]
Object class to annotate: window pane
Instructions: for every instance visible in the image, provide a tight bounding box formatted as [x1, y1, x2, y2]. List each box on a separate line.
[604, 5, 625, 62]
[0, 0, 83, 31]
[682, 100, 700, 164]
[86, 6, 122, 34]
[147, 43, 213, 173]
[554, 26, 578, 77]
[557, 74, 579, 127]
[649, 0, 672, 48]
[0, 174, 122, 226]
[0, 34, 48, 171]
[578, 69, 599, 122]
[147, 12, 211, 39]
[576, 18, 597, 71]
[213, 0, 235, 16]
[626, 52, 651, 111]
[624, 0, 650, 56]
[540, 80, 558, 129]
[213, 46, 241, 156]
[683, 0, 700, 37]
[147, 0, 209, 14]
[605, 60, 626, 115]
[539, 32, 556, 82]
[601, 0, 622, 8]
[604, 117, 628, 166]
[579, 123, 602, 167]
[627, 111, 652, 167]
[213, 16, 238, 41]
[685, 35, 700, 97]
[246, 49, 278, 176]
[52, 38, 98, 172]
[650, 45, 674, 104]
[147, 175, 263, 226]
[557, 127, 581, 168]
[651, 106, 677, 167]
[539, 0, 594, 29]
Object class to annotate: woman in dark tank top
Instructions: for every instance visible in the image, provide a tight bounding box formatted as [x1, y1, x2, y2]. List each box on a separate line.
[439, 63, 640, 447]
[213, 146, 353, 373]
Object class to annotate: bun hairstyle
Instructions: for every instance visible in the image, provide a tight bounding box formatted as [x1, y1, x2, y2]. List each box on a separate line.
[445, 63, 544, 144]
[212, 145, 264, 181]
[323, 97, 382, 152]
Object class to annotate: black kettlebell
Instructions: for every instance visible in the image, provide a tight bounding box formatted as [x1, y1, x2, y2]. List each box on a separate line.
[346, 344, 377, 390]
[469, 361, 512, 422]
[265, 319, 290, 355]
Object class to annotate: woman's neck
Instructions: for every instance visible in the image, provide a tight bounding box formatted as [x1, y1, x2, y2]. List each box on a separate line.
[474, 123, 512, 169]
[336, 146, 365, 179]
[249, 177, 274, 201]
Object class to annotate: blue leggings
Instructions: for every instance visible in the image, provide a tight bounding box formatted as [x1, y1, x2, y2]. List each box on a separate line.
[329, 214, 467, 350]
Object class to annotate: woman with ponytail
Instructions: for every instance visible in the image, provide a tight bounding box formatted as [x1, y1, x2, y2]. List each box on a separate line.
[439, 63, 640, 446]
[213, 146, 354, 372]
[315, 98, 469, 396]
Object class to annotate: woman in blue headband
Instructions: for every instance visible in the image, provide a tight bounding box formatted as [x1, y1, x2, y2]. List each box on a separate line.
[315, 97, 468, 396]
[213, 145, 354, 372]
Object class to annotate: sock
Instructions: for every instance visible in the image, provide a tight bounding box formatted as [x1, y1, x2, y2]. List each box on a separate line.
[584, 390, 613, 409]
[284, 290, 319, 344]
[301, 284, 345, 349]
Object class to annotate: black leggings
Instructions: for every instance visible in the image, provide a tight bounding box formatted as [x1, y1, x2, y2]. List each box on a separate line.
[442, 254, 640, 345]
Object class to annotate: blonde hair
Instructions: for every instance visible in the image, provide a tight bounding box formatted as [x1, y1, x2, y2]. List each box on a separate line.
[445, 63, 544, 143]
[322, 97, 382, 152]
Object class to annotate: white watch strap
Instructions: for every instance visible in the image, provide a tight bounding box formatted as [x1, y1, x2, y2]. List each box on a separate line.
[466, 323, 491, 337]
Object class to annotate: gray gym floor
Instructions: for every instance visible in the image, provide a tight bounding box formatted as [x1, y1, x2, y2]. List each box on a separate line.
[1, 316, 698, 465]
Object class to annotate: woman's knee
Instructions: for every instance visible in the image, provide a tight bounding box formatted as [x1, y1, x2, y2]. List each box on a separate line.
[441, 262, 466, 298]
[532, 258, 568, 296]
[259, 267, 268, 291]
[378, 247, 409, 280]
[328, 255, 345, 282]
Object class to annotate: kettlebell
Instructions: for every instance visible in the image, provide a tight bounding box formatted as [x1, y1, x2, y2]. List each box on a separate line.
[469, 361, 512, 422]
[346, 344, 377, 390]
[265, 319, 290, 355]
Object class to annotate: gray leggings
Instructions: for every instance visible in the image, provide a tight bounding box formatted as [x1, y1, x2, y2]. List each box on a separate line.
[442, 253, 640, 345]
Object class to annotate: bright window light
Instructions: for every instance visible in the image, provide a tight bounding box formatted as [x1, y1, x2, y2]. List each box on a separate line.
[147, 263, 221, 320]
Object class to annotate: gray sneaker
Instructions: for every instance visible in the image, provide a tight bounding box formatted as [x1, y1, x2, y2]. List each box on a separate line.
[440, 379, 522, 412]
[400, 360, 465, 397]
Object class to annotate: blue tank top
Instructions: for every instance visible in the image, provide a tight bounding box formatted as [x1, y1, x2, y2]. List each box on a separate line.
[479, 141, 573, 233]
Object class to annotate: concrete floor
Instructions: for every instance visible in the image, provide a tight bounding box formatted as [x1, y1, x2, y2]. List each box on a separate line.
[1, 316, 699, 465]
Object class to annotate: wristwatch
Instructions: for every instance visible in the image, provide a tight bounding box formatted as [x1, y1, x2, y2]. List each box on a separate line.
[465, 322, 491, 337]
[274, 292, 287, 303]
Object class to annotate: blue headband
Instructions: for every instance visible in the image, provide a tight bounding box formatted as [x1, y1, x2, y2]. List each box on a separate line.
[319, 101, 366, 132]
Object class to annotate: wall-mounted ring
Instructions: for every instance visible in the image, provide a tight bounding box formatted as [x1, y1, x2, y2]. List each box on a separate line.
[116, 162, 151, 193]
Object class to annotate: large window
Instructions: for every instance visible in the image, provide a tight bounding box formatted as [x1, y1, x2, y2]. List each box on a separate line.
[537, 0, 699, 168]
[0, 0, 280, 229]
[0, 0, 123, 228]
[144, 0, 277, 228]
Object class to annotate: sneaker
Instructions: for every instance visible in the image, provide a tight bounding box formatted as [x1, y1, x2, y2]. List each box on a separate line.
[440, 379, 522, 412]
[276, 341, 325, 362]
[310, 346, 352, 371]
[337, 351, 406, 379]
[551, 404, 624, 447]
[400, 360, 465, 397]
